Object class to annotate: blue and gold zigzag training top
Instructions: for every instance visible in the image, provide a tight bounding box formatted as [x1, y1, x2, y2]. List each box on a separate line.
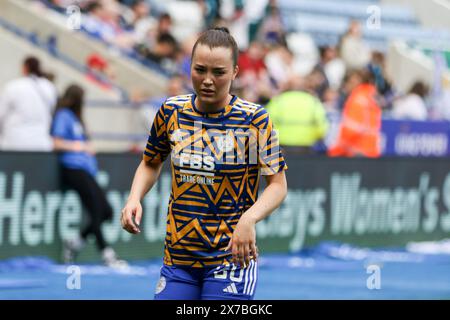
[143, 94, 287, 267]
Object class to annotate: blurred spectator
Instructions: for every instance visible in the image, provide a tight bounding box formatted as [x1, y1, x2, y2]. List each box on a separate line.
[322, 88, 340, 112]
[131, 74, 189, 153]
[157, 13, 174, 36]
[146, 74, 187, 108]
[197, 0, 219, 28]
[429, 53, 449, 120]
[178, 34, 199, 81]
[368, 51, 392, 96]
[323, 48, 346, 91]
[392, 81, 429, 121]
[127, 0, 157, 44]
[0, 56, 57, 151]
[431, 85, 450, 121]
[307, 68, 328, 99]
[303, 69, 340, 114]
[256, 2, 286, 46]
[244, 0, 270, 42]
[51, 84, 127, 268]
[238, 41, 267, 78]
[42, 71, 56, 83]
[312, 45, 346, 100]
[328, 69, 382, 158]
[265, 75, 328, 154]
[284, 32, 318, 77]
[141, 12, 174, 49]
[339, 20, 371, 71]
[220, 1, 249, 50]
[336, 69, 365, 111]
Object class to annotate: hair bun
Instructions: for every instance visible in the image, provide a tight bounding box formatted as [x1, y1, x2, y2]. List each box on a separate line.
[212, 27, 230, 34]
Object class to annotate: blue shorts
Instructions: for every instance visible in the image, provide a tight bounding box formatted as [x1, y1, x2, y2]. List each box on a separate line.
[154, 260, 258, 300]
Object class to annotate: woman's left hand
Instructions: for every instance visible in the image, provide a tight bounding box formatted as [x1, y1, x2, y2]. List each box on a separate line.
[225, 214, 258, 267]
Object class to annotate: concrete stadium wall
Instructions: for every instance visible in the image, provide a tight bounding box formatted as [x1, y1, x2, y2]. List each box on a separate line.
[0, 29, 119, 101]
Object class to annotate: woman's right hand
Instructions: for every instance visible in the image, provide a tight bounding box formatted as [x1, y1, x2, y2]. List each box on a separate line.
[84, 142, 96, 155]
[72, 141, 85, 152]
[121, 199, 142, 234]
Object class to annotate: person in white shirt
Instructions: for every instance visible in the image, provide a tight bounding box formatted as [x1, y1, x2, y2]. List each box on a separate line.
[392, 81, 429, 121]
[0, 56, 57, 151]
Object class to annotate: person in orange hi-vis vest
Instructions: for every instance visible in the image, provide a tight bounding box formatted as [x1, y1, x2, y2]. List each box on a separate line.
[328, 69, 382, 157]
